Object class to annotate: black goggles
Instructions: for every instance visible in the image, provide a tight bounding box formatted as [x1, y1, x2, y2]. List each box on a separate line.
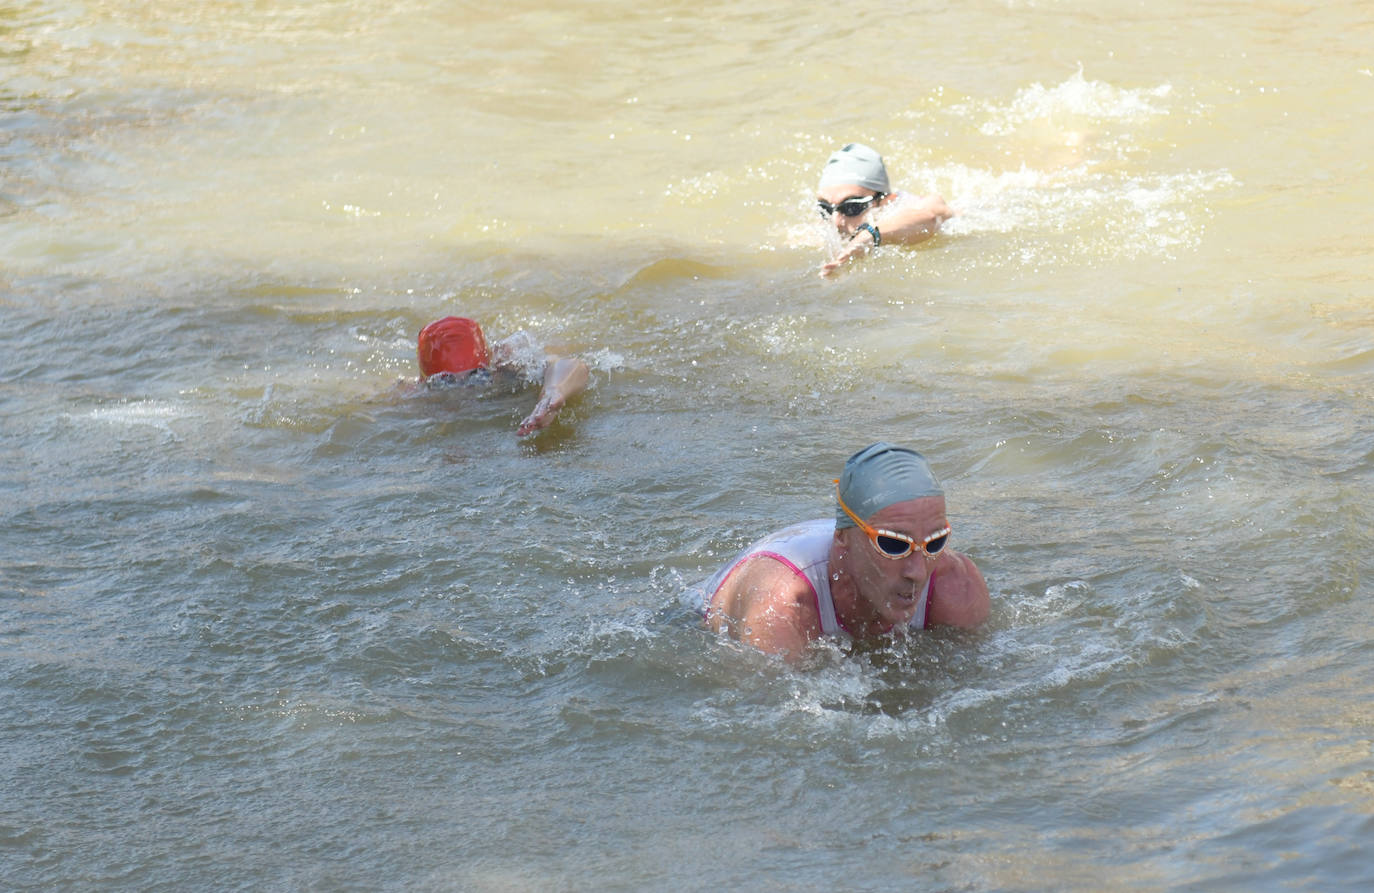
[817, 193, 884, 218]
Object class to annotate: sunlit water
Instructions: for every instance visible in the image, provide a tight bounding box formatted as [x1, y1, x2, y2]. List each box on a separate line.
[3, 1, 1373, 890]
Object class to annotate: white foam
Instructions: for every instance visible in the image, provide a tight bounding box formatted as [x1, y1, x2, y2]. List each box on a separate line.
[971, 67, 1174, 137]
[79, 399, 192, 437]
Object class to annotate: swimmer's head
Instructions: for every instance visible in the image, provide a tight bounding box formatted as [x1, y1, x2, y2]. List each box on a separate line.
[417, 316, 490, 377]
[835, 442, 944, 528]
[818, 143, 890, 194]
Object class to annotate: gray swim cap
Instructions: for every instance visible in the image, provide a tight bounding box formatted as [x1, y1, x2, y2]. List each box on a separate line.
[835, 442, 943, 528]
[817, 143, 891, 194]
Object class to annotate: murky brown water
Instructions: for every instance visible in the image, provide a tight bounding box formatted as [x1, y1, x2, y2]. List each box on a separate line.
[4, 1, 1372, 889]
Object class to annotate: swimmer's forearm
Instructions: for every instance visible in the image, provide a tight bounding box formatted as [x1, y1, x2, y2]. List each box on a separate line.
[544, 356, 588, 403]
[880, 195, 952, 245]
[819, 194, 953, 277]
[515, 356, 588, 436]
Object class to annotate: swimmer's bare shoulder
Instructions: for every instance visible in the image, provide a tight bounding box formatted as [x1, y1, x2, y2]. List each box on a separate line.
[925, 549, 990, 628]
[707, 555, 822, 658]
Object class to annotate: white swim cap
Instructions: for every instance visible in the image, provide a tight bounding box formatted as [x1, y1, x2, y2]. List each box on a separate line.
[835, 442, 943, 528]
[817, 143, 890, 194]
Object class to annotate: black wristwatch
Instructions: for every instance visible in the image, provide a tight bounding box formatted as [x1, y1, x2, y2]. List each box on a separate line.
[855, 223, 881, 247]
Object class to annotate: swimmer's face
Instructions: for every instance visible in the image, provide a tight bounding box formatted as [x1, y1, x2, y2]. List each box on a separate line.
[816, 184, 884, 236]
[838, 495, 949, 631]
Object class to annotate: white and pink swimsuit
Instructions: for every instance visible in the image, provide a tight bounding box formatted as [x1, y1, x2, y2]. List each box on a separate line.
[696, 519, 931, 636]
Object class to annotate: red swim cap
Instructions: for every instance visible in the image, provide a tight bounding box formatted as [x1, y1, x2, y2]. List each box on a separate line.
[417, 316, 490, 377]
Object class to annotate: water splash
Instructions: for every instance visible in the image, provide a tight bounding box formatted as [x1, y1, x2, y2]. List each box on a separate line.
[969, 66, 1174, 137]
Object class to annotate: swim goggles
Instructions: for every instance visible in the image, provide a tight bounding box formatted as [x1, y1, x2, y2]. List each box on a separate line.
[834, 480, 951, 560]
[816, 193, 884, 219]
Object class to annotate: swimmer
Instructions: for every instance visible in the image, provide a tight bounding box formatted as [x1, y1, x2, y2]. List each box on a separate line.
[697, 442, 989, 662]
[815, 143, 954, 277]
[416, 316, 589, 437]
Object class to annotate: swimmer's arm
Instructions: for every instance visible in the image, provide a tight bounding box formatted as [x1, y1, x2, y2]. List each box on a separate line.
[924, 549, 990, 628]
[879, 192, 955, 246]
[515, 355, 589, 436]
[708, 559, 819, 662]
[820, 193, 955, 277]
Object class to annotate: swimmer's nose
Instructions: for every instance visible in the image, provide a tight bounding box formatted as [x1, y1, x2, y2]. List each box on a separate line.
[901, 553, 930, 584]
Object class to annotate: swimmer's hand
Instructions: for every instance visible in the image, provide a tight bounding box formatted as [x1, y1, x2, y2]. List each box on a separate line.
[819, 226, 878, 278]
[819, 257, 847, 277]
[516, 392, 564, 436]
[819, 240, 870, 278]
[515, 355, 589, 437]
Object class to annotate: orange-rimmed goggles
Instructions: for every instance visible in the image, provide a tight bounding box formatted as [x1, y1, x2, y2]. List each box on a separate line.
[834, 480, 951, 561]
